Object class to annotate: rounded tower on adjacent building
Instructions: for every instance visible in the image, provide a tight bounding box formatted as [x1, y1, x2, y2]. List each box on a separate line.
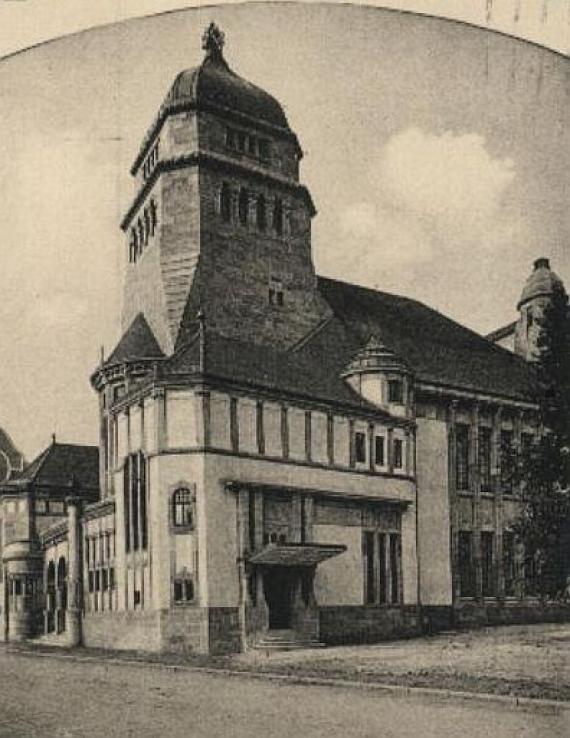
[514, 257, 567, 361]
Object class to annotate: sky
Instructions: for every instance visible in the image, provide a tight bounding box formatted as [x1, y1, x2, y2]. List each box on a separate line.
[0, 2, 569, 460]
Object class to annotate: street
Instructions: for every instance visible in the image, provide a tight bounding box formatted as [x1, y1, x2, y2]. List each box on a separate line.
[0, 649, 568, 737]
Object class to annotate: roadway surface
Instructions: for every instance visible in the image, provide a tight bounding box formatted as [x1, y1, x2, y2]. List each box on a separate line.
[0, 649, 568, 737]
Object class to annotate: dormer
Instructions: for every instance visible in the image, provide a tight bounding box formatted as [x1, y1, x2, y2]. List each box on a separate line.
[342, 337, 413, 418]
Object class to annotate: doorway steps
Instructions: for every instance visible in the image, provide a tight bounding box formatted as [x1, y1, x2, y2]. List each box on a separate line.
[254, 629, 325, 651]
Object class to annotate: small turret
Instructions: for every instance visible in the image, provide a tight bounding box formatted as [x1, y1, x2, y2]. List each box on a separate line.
[515, 258, 567, 361]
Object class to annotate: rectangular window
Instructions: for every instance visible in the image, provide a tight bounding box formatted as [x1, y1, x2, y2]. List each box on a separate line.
[102, 569, 108, 591]
[458, 531, 475, 597]
[134, 590, 141, 609]
[378, 533, 387, 604]
[354, 431, 367, 464]
[109, 568, 115, 590]
[123, 458, 131, 553]
[500, 429, 514, 492]
[363, 531, 375, 604]
[94, 571, 100, 592]
[479, 427, 492, 492]
[503, 531, 516, 597]
[375, 436, 385, 466]
[88, 572, 94, 594]
[481, 531, 495, 597]
[456, 425, 470, 491]
[390, 534, 400, 604]
[388, 380, 404, 404]
[393, 439, 403, 470]
[258, 139, 270, 160]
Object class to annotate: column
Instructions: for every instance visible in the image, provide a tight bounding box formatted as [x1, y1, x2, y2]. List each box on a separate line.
[303, 496, 314, 544]
[492, 406, 504, 600]
[291, 494, 302, 543]
[2, 565, 8, 641]
[66, 498, 82, 647]
[448, 400, 461, 602]
[470, 403, 483, 602]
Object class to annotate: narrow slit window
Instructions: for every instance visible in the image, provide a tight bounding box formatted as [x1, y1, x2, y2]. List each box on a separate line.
[220, 183, 232, 222]
[238, 187, 249, 226]
[273, 196, 283, 235]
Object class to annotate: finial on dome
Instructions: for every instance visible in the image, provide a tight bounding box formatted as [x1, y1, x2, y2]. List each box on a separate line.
[202, 23, 225, 62]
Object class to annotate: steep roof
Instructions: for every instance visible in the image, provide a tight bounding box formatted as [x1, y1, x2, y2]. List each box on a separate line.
[316, 277, 538, 403]
[6, 442, 99, 494]
[165, 329, 396, 418]
[104, 313, 164, 367]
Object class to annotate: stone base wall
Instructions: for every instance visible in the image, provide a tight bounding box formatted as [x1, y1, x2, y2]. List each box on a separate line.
[83, 611, 162, 652]
[208, 607, 242, 654]
[319, 605, 421, 645]
[159, 607, 207, 654]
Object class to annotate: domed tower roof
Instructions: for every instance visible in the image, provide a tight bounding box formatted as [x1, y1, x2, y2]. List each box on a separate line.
[517, 257, 566, 309]
[341, 336, 411, 379]
[165, 23, 290, 130]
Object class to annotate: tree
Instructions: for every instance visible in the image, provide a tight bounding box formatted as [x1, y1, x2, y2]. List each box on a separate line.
[514, 286, 570, 598]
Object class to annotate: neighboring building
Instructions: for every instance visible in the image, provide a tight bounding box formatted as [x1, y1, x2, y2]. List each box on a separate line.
[0, 25, 565, 652]
[0, 427, 25, 484]
[487, 257, 567, 359]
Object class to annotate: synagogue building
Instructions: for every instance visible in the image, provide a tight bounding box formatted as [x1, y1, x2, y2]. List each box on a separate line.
[0, 25, 566, 653]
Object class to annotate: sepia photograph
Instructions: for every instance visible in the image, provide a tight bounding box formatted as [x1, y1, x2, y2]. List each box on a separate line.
[0, 1, 569, 735]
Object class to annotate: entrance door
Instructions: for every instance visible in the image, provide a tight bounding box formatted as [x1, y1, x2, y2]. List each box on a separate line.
[264, 568, 294, 629]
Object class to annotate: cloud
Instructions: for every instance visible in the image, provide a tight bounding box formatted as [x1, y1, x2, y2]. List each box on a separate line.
[337, 127, 517, 271]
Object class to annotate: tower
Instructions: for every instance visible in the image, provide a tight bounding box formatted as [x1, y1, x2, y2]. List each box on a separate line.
[120, 23, 331, 355]
[514, 257, 567, 361]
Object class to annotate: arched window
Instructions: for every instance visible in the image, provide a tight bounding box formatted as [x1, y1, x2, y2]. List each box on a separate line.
[172, 487, 195, 529]
[273, 196, 283, 235]
[238, 187, 249, 226]
[256, 193, 266, 231]
[220, 183, 232, 222]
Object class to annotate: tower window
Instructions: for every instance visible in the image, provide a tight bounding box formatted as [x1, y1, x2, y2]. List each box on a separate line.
[238, 187, 249, 226]
[258, 139, 270, 160]
[393, 439, 403, 469]
[220, 183, 232, 222]
[268, 277, 284, 307]
[273, 197, 283, 235]
[375, 436, 385, 466]
[354, 432, 366, 463]
[388, 379, 404, 404]
[257, 193, 266, 231]
[149, 198, 157, 235]
[237, 131, 246, 152]
[143, 208, 150, 245]
[225, 128, 235, 148]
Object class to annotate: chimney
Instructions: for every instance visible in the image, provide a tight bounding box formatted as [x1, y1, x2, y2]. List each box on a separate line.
[533, 257, 550, 270]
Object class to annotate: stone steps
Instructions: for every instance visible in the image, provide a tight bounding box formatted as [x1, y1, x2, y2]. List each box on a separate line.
[254, 629, 325, 651]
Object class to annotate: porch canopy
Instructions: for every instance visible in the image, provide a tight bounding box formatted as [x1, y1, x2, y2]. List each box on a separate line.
[248, 542, 346, 567]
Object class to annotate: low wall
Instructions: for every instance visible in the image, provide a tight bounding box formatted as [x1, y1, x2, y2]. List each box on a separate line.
[455, 600, 570, 629]
[319, 605, 421, 645]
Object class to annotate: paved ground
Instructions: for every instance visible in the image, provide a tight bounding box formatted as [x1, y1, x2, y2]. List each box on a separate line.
[0, 648, 569, 738]
[238, 622, 570, 700]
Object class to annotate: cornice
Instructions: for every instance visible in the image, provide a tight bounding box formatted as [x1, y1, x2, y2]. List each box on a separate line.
[131, 98, 300, 177]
